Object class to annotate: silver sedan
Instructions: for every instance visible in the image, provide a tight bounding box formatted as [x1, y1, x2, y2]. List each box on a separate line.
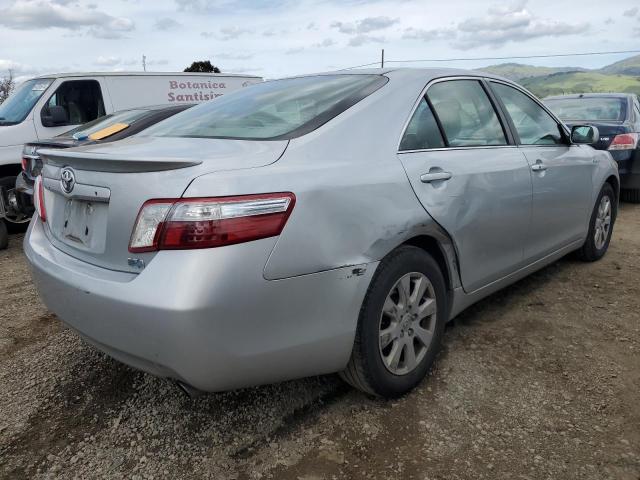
[25, 69, 618, 397]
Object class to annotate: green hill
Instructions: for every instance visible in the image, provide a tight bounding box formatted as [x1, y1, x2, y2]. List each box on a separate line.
[520, 71, 640, 98]
[599, 54, 640, 76]
[476, 54, 640, 98]
[477, 63, 585, 81]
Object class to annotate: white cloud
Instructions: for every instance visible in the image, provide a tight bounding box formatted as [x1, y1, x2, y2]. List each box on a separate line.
[94, 55, 121, 67]
[154, 18, 181, 31]
[451, 1, 590, 49]
[402, 27, 455, 42]
[202, 25, 253, 40]
[332, 16, 398, 35]
[348, 34, 385, 47]
[0, 0, 134, 39]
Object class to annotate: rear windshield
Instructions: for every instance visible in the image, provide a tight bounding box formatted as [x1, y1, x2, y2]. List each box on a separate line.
[60, 109, 150, 139]
[142, 74, 388, 140]
[545, 97, 626, 122]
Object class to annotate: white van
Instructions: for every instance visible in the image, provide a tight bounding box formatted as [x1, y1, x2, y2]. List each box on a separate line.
[0, 71, 262, 176]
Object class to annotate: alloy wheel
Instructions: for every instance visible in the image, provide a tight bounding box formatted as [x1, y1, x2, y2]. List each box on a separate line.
[594, 194, 612, 250]
[378, 272, 437, 376]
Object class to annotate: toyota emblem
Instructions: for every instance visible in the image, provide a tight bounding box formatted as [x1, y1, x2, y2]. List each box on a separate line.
[60, 167, 76, 194]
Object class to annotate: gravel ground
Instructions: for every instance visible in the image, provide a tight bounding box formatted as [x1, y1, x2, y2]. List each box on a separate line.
[1, 205, 639, 480]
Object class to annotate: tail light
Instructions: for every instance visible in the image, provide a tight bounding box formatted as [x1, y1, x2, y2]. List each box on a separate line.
[608, 133, 639, 150]
[21, 157, 28, 172]
[129, 192, 296, 253]
[34, 175, 47, 222]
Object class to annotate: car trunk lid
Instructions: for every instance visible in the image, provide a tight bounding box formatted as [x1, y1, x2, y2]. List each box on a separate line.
[38, 136, 288, 273]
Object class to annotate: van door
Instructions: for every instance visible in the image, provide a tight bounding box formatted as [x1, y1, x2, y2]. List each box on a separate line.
[34, 78, 107, 139]
[398, 79, 532, 293]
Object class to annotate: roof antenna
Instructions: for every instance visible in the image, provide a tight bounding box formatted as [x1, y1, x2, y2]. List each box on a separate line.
[381, 49, 385, 68]
[142, 54, 147, 72]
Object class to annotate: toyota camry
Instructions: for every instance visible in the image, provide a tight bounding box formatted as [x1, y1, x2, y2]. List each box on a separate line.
[25, 69, 619, 397]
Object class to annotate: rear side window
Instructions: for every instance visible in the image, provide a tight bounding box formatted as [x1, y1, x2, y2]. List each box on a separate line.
[399, 98, 445, 151]
[427, 80, 507, 147]
[144, 74, 388, 140]
[491, 82, 563, 145]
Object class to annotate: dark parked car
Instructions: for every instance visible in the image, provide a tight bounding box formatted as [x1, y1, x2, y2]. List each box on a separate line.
[13, 103, 194, 217]
[545, 93, 640, 202]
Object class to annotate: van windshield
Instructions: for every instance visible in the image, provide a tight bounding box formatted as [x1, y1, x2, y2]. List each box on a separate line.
[142, 74, 387, 140]
[0, 78, 53, 126]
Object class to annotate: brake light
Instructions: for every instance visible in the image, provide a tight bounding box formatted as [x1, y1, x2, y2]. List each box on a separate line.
[129, 193, 296, 253]
[34, 175, 47, 222]
[608, 133, 639, 150]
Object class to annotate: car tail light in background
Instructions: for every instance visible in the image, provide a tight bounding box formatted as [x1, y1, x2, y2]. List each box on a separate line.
[21, 157, 28, 172]
[34, 176, 47, 222]
[129, 193, 296, 252]
[608, 133, 639, 150]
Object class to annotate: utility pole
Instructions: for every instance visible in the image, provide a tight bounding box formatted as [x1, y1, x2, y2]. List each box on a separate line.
[142, 55, 147, 72]
[381, 49, 384, 68]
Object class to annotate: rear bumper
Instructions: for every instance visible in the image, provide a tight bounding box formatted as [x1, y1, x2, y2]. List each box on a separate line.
[612, 149, 640, 189]
[24, 218, 375, 391]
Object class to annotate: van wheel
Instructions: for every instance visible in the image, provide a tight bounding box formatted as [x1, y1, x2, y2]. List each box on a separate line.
[0, 220, 8, 250]
[340, 246, 447, 398]
[621, 188, 640, 204]
[0, 176, 29, 233]
[577, 183, 616, 262]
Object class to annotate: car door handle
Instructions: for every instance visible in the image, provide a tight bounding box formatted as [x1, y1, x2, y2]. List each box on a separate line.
[531, 162, 547, 172]
[420, 171, 452, 183]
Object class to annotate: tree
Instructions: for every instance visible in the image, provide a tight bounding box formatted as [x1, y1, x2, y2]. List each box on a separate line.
[0, 70, 14, 105]
[184, 60, 221, 73]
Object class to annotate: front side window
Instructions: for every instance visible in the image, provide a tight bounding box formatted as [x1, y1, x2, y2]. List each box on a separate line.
[491, 82, 563, 146]
[41, 80, 105, 127]
[427, 80, 507, 147]
[0, 78, 53, 125]
[143, 74, 387, 140]
[399, 98, 445, 151]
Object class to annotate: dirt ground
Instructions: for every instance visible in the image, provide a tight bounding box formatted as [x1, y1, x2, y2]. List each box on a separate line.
[1, 205, 639, 480]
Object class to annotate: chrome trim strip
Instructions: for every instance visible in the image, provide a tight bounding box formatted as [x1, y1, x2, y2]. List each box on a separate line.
[43, 177, 111, 202]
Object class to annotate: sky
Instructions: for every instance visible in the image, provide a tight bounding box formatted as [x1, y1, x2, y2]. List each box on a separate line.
[0, 0, 639, 82]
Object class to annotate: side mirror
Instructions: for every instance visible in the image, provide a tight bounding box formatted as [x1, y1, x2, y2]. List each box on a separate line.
[41, 105, 68, 127]
[571, 125, 599, 145]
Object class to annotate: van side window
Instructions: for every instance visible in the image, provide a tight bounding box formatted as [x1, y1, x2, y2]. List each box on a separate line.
[427, 80, 507, 147]
[490, 82, 563, 145]
[399, 98, 445, 151]
[41, 80, 105, 127]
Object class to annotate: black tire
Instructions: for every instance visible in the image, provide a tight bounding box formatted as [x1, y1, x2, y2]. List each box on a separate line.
[577, 183, 616, 262]
[621, 188, 640, 204]
[0, 220, 8, 250]
[340, 246, 448, 398]
[0, 176, 29, 234]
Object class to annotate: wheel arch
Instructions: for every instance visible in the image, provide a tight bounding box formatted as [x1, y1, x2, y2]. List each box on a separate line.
[604, 174, 620, 220]
[401, 235, 452, 291]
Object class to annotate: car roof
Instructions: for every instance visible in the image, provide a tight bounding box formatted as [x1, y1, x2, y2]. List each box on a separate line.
[544, 93, 635, 100]
[282, 67, 513, 84]
[31, 71, 262, 80]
